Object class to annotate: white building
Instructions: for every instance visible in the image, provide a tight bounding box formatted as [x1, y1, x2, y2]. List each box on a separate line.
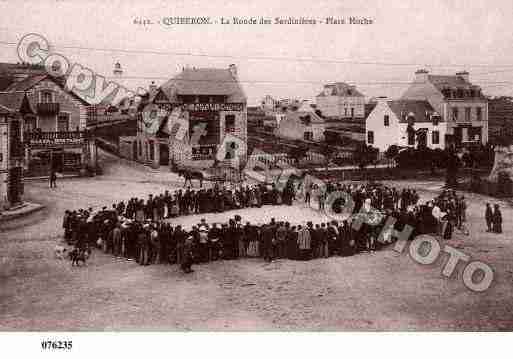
[365, 98, 444, 152]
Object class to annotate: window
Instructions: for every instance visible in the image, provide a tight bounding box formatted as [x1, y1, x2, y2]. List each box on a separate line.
[344, 108, 348, 116]
[432, 130, 440, 144]
[304, 131, 313, 141]
[432, 115, 440, 126]
[384, 115, 390, 127]
[469, 127, 482, 142]
[465, 107, 471, 122]
[351, 107, 354, 118]
[476, 107, 482, 121]
[41, 90, 53, 103]
[225, 114, 236, 132]
[367, 130, 374, 144]
[452, 107, 459, 121]
[57, 113, 70, 132]
[25, 116, 37, 132]
[138, 141, 142, 156]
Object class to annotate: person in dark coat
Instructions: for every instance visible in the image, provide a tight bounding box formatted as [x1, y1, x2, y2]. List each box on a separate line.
[181, 235, 194, 273]
[492, 204, 502, 233]
[287, 225, 298, 260]
[485, 203, 493, 232]
[261, 224, 275, 262]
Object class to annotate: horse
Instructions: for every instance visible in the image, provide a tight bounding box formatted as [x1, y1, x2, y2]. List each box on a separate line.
[177, 169, 204, 188]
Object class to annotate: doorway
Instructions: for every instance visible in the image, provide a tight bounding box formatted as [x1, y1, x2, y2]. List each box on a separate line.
[159, 144, 169, 166]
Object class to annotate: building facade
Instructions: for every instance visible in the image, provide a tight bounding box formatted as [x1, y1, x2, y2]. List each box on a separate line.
[275, 110, 326, 142]
[3, 75, 96, 176]
[122, 65, 247, 170]
[365, 98, 445, 152]
[0, 103, 24, 209]
[401, 69, 488, 149]
[316, 82, 365, 119]
[260, 95, 278, 113]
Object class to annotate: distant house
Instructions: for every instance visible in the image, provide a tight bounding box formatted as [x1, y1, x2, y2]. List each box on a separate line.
[365, 98, 444, 152]
[401, 69, 488, 148]
[315, 82, 365, 119]
[275, 110, 325, 142]
[261, 95, 278, 113]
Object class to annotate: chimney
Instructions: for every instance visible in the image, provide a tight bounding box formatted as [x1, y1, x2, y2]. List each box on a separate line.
[113, 62, 123, 77]
[414, 69, 429, 83]
[149, 81, 157, 93]
[229, 64, 238, 79]
[456, 70, 469, 82]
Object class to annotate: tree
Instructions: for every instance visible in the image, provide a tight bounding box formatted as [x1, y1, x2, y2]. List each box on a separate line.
[444, 147, 461, 188]
[354, 143, 378, 171]
[288, 145, 308, 166]
[320, 143, 336, 171]
[384, 145, 399, 168]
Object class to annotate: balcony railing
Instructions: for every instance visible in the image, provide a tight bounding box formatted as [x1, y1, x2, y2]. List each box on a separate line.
[24, 131, 88, 147]
[37, 102, 60, 115]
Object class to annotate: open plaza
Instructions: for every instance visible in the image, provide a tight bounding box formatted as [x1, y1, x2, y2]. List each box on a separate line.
[1, 153, 512, 331]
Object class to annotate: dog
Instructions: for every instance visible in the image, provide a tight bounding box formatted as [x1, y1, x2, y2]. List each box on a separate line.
[69, 247, 91, 266]
[54, 245, 67, 260]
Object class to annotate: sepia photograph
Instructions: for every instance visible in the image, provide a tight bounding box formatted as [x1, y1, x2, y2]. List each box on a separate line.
[0, 0, 512, 356]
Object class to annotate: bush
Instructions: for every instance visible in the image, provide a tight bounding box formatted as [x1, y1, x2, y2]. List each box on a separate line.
[498, 171, 513, 197]
[396, 147, 447, 170]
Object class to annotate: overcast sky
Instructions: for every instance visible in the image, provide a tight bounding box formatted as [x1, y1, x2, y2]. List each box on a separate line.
[1, 0, 512, 104]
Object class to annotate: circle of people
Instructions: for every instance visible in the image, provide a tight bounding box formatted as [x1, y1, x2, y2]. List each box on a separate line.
[62, 181, 502, 273]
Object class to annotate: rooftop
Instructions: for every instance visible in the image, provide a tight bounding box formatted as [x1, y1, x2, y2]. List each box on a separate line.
[317, 82, 364, 97]
[0, 91, 34, 114]
[160, 67, 246, 103]
[386, 99, 439, 123]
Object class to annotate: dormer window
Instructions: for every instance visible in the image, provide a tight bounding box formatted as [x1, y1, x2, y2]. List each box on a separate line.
[300, 115, 311, 125]
[40, 90, 53, 103]
[432, 113, 441, 126]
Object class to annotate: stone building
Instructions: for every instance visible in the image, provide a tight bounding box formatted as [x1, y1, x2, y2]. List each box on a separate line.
[2, 74, 96, 176]
[315, 82, 366, 119]
[275, 110, 325, 142]
[121, 65, 247, 170]
[401, 69, 488, 149]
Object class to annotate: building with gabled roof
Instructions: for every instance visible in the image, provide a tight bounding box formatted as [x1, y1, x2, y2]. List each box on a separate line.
[316, 82, 366, 119]
[401, 69, 488, 148]
[120, 65, 247, 171]
[365, 97, 444, 152]
[275, 110, 326, 142]
[0, 69, 96, 176]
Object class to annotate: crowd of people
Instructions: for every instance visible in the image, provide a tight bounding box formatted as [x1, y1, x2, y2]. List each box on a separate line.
[61, 179, 487, 272]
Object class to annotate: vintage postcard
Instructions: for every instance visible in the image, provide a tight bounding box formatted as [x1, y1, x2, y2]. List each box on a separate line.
[0, 0, 511, 357]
